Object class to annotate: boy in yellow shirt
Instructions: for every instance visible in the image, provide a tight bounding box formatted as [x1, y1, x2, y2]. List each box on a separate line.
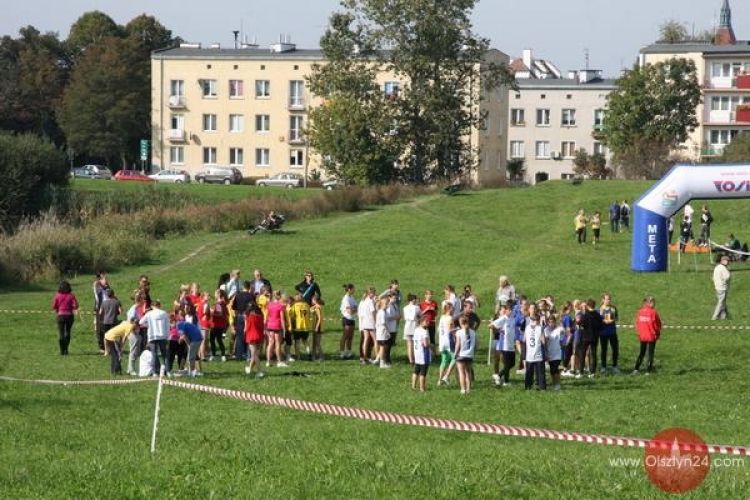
[104, 319, 137, 375]
[291, 293, 311, 360]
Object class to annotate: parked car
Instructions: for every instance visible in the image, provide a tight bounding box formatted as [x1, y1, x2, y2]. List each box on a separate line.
[194, 167, 243, 185]
[148, 169, 191, 183]
[71, 164, 112, 180]
[114, 170, 155, 183]
[321, 179, 353, 190]
[256, 172, 303, 188]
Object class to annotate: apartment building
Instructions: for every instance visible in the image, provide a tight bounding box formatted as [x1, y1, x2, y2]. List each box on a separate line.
[150, 41, 509, 185]
[507, 49, 616, 183]
[639, 0, 750, 160]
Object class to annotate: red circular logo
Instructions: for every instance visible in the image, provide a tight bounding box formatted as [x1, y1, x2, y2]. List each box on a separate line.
[644, 427, 710, 493]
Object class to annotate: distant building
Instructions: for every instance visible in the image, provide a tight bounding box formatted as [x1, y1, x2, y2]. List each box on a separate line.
[506, 49, 616, 184]
[150, 40, 509, 185]
[640, 0, 750, 160]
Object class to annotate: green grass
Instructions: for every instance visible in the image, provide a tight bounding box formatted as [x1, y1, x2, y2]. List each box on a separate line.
[71, 178, 319, 204]
[2, 180, 749, 498]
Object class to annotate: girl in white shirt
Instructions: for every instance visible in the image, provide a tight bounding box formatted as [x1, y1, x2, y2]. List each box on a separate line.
[544, 315, 564, 391]
[358, 287, 376, 364]
[454, 315, 476, 394]
[374, 297, 390, 368]
[524, 312, 547, 390]
[402, 294, 421, 364]
[339, 284, 357, 359]
[437, 302, 456, 385]
[411, 318, 431, 391]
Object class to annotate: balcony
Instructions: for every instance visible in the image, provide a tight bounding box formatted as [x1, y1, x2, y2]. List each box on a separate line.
[168, 129, 186, 142]
[701, 145, 725, 157]
[288, 97, 305, 110]
[704, 108, 750, 124]
[288, 130, 305, 145]
[168, 95, 186, 108]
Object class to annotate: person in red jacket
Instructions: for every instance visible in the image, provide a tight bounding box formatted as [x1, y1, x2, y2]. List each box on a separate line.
[633, 295, 661, 374]
[52, 280, 79, 355]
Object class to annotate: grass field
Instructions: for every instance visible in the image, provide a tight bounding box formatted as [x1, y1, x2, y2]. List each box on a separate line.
[2, 180, 749, 498]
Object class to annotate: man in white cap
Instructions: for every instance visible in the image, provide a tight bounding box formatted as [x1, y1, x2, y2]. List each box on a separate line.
[712, 255, 731, 320]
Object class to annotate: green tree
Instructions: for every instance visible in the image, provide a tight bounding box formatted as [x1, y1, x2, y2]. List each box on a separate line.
[125, 14, 176, 54]
[505, 158, 524, 181]
[600, 58, 701, 179]
[0, 27, 69, 141]
[310, 0, 514, 184]
[572, 148, 610, 179]
[0, 133, 67, 230]
[65, 11, 122, 60]
[659, 20, 688, 43]
[720, 133, 750, 162]
[306, 12, 400, 184]
[58, 37, 149, 168]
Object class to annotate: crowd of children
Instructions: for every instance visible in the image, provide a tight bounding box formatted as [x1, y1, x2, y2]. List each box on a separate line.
[56, 271, 663, 394]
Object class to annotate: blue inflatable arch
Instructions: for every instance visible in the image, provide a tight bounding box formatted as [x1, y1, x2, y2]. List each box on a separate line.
[632, 163, 750, 272]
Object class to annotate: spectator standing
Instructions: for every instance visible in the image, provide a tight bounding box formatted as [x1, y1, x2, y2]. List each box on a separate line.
[232, 280, 254, 360]
[574, 209, 587, 244]
[339, 284, 358, 359]
[698, 205, 713, 247]
[683, 202, 694, 224]
[619, 200, 630, 231]
[252, 269, 272, 295]
[419, 290, 438, 357]
[609, 201, 621, 233]
[52, 280, 79, 355]
[679, 216, 693, 253]
[99, 289, 122, 347]
[93, 272, 109, 353]
[712, 255, 731, 320]
[668, 217, 675, 245]
[295, 270, 321, 305]
[139, 300, 170, 376]
[633, 296, 662, 374]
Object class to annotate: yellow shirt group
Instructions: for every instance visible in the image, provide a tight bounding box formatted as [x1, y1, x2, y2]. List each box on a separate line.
[104, 321, 136, 343]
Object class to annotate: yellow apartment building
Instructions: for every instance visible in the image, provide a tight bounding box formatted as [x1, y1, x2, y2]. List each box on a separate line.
[150, 41, 509, 185]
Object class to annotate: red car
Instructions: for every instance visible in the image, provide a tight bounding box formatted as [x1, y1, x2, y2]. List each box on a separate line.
[114, 170, 155, 183]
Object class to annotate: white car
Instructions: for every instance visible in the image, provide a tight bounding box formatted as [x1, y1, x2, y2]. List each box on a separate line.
[256, 172, 303, 188]
[148, 169, 191, 183]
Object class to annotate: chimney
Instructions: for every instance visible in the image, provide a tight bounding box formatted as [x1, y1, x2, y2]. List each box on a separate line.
[522, 49, 533, 69]
[233, 30, 240, 49]
[567, 70, 578, 80]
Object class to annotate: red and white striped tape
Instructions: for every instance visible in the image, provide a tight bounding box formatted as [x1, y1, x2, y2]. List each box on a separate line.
[162, 379, 750, 457]
[2, 374, 748, 456]
[0, 375, 154, 386]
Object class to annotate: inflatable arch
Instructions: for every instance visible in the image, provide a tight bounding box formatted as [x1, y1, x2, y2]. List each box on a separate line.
[632, 163, 750, 272]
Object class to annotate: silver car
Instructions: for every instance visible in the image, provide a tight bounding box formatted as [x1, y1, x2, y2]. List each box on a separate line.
[71, 164, 112, 180]
[256, 172, 303, 188]
[148, 169, 191, 183]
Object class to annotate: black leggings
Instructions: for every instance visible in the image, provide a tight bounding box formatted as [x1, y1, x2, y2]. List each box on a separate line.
[501, 351, 515, 383]
[634, 341, 656, 372]
[210, 327, 227, 357]
[600, 335, 619, 368]
[57, 315, 74, 355]
[524, 361, 546, 390]
[167, 339, 187, 372]
[577, 338, 598, 373]
[576, 228, 586, 244]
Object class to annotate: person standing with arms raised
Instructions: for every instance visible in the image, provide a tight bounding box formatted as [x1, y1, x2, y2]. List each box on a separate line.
[712, 255, 731, 320]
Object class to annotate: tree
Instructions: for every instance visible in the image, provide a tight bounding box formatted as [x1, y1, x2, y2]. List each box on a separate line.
[572, 148, 610, 179]
[720, 133, 750, 163]
[58, 37, 149, 167]
[505, 159, 524, 181]
[306, 12, 400, 185]
[0, 133, 67, 230]
[659, 20, 688, 43]
[0, 27, 69, 141]
[600, 58, 701, 179]
[125, 14, 176, 54]
[309, 0, 515, 184]
[65, 11, 122, 60]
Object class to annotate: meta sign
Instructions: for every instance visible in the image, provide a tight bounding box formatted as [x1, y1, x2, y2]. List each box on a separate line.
[632, 164, 750, 272]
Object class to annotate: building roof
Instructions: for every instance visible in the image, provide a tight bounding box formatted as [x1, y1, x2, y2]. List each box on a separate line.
[152, 46, 325, 60]
[640, 41, 750, 55]
[510, 58, 530, 73]
[515, 78, 617, 90]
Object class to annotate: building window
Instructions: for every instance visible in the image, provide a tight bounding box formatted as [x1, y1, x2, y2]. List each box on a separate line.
[170, 114, 184, 130]
[535, 141, 550, 158]
[229, 114, 244, 133]
[562, 109, 576, 126]
[255, 80, 270, 98]
[201, 79, 217, 98]
[511, 108, 525, 126]
[202, 113, 217, 132]
[566, 94, 572, 99]
[594, 109, 605, 129]
[229, 147, 244, 166]
[289, 80, 305, 107]
[289, 115, 304, 142]
[536, 108, 550, 126]
[203, 147, 217, 165]
[229, 79, 244, 98]
[384, 81, 400, 97]
[170, 80, 184, 97]
[710, 129, 738, 145]
[255, 148, 270, 166]
[255, 114, 270, 133]
[290, 149, 304, 167]
[510, 141, 525, 158]
[169, 146, 184, 164]
[561, 141, 576, 158]
[593, 142, 606, 156]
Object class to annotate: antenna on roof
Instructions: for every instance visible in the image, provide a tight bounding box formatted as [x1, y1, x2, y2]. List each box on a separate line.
[584, 48, 590, 70]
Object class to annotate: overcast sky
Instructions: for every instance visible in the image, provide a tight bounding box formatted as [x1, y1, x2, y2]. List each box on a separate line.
[1, 0, 744, 76]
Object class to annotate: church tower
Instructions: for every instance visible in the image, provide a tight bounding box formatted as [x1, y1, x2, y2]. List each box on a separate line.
[715, 0, 737, 45]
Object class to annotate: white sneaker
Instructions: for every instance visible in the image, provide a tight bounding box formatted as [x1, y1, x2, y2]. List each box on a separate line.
[502, 382, 512, 387]
[587, 373, 595, 379]
[257, 372, 265, 379]
[561, 370, 573, 378]
[208, 356, 214, 362]
[265, 362, 270, 368]
[370, 358, 380, 365]
[460, 389, 466, 395]
[287, 356, 296, 363]
[221, 356, 227, 362]
[492, 374, 501, 385]
[244, 366, 252, 375]
[379, 362, 391, 368]
[574, 373, 582, 379]
[277, 362, 288, 368]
